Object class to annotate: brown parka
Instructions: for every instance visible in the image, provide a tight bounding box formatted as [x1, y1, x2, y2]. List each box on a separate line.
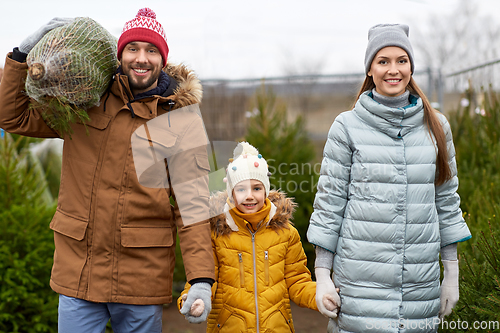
[0, 53, 215, 305]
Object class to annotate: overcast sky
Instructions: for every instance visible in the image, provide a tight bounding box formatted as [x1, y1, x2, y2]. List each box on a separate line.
[1, 0, 499, 79]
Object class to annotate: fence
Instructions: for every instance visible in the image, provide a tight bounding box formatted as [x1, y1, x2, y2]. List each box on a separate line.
[199, 58, 500, 143]
[441, 59, 500, 113]
[200, 70, 432, 142]
[1, 57, 496, 144]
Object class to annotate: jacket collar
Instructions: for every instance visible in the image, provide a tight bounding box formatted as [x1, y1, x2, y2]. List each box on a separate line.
[209, 190, 296, 237]
[108, 63, 203, 119]
[353, 90, 424, 138]
[133, 70, 170, 100]
[223, 201, 277, 232]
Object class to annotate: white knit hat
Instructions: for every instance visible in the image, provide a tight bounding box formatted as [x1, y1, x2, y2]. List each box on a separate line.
[224, 142, 271, 200]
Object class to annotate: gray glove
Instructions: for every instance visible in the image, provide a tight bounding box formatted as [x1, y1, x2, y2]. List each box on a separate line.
[19, 17, 74, 54]
[180, 282, 212, 324]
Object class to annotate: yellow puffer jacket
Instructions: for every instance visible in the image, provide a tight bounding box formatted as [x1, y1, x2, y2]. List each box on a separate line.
[178, 190, 318, 332]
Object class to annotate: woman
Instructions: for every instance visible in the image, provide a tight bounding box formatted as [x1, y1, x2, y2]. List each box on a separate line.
[307, 24, 471, 333]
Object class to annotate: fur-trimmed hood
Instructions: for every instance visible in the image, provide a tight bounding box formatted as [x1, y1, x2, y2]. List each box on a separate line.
[161, 63, 203, 109]
[209, 190, 297, 237]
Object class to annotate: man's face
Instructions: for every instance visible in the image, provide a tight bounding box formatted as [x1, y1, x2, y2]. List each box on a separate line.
[121, 41, 163, 96]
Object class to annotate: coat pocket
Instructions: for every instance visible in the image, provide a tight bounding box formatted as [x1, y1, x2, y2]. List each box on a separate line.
[118, 226, 176, 297]
[195, 153, 210, 197]
[49, 210, 88, 291]
[134, 123, 178, 149]
[238, 253, 245, 288]
[263, 301, 295, 333]
[121, 226, 174, 248]
[131, 123, 178, 188]
[213, 306, 247, 333]
[195, 153, 211, 172]
[70, 111, 112, 144]
[81, 112, 112, 130]
[264, 250, 269, 286]
[50, 210, 88, 240]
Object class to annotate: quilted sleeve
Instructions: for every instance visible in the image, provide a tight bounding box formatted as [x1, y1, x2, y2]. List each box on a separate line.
[435, 115, 471, 247]
[285, 226, 318, 311]
[307, 113, 352, 253]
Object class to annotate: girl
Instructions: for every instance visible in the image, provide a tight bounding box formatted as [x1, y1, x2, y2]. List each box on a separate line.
[307, 24, 471, 333]
[178, 142, 320, 332]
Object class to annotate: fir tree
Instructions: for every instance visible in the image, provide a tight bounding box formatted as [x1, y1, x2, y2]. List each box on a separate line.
[449, 88, 500, 237]
[440, 222, 500, 332]
[245, 83, 319, 273]
[439, 89, 500, 331]
[0, 134, 58, 332]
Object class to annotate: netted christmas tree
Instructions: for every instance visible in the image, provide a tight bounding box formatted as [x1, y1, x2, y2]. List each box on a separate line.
[26, 17, 118, 137]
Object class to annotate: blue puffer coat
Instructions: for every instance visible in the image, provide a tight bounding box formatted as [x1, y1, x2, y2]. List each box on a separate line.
[307, 91, 471, 333]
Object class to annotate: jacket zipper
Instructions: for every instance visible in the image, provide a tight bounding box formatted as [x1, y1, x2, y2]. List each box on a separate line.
[87, 111, 114, 300]
[238, 253, 245, 287]
[249, 228, 260, 332]
[264, 251, 269, 286]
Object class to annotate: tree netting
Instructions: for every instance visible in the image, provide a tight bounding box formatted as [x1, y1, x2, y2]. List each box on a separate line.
[26, 17, 118, 137]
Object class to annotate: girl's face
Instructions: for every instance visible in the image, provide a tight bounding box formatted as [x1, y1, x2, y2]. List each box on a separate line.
[232, 179, 266, 214]
[368, 46, 411, 97]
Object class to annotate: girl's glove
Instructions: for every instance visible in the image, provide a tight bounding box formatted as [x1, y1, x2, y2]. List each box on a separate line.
[180, 282, 212, 324]
[439, 259, 459, 319]
[19, 17, 74, 54]
[315, 267, 341, 318]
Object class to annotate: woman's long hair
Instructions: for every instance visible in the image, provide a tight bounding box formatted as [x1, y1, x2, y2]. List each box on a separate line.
[353, 76, 451, 185]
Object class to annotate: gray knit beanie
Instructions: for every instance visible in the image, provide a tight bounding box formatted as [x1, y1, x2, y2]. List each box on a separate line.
[364, 24, 414, 74]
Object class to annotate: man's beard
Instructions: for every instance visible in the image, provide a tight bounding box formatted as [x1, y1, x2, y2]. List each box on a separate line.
[125, 65, 162, 94]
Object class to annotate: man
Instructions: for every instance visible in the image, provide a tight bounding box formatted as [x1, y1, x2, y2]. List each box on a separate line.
[0, 8, 214, 332]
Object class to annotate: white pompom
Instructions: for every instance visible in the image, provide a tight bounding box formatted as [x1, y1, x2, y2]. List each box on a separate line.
[233, 141, 259, 158]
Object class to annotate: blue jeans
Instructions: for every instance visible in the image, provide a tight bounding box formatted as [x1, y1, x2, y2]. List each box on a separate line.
[58, 295, 163, 333]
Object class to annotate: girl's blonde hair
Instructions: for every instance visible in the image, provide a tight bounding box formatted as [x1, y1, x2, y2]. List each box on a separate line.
[353, 76, 451, 185]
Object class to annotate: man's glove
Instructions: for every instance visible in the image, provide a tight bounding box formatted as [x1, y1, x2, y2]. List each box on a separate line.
[315, 267, 341, 318]
[439, 259, 459, 319]
[19, 17, 74, 54]
[180, 282, 212, 324]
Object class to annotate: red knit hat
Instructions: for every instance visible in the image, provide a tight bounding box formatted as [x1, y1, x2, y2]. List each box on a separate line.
[117, 8, 169, 67]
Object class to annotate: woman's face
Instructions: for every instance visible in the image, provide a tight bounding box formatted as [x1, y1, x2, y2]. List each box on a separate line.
[368, 46, 411, 97]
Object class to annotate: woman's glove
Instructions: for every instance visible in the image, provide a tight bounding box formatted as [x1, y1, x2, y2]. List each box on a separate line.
[439, 259, 459, 319]
[180, 282, 212, 324]
[315, 267, 341, 318]
[19, 17, 74, 54]
[327, 317, 340, 333]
